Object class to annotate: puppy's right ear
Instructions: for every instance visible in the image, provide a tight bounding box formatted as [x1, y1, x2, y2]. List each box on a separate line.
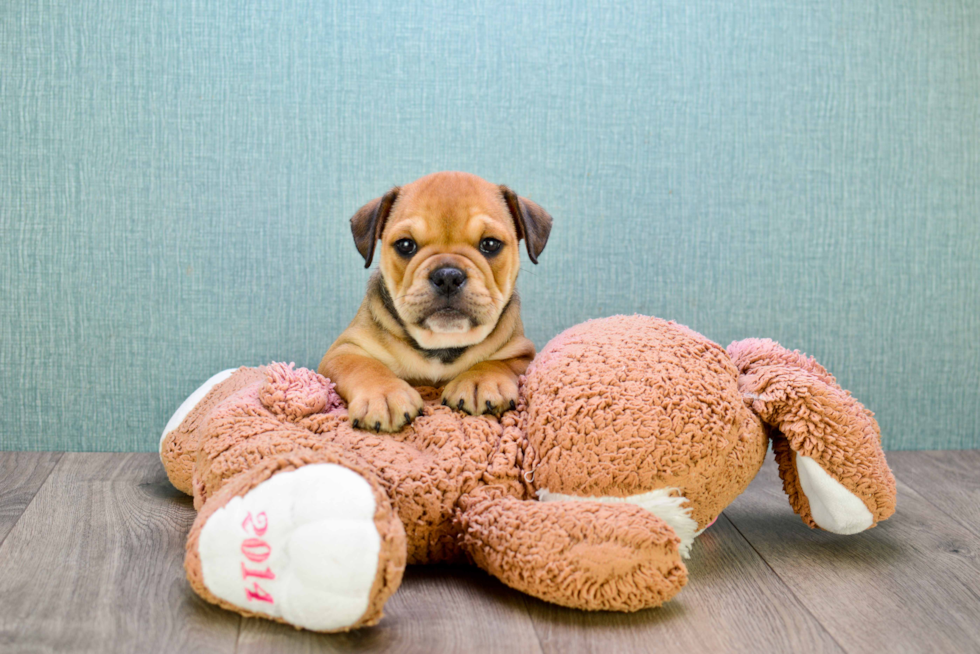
[499, 185, 553, 264]
[350, 187, 400, 268]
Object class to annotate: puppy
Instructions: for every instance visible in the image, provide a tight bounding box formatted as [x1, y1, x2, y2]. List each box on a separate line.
[318, 171, 552, 432]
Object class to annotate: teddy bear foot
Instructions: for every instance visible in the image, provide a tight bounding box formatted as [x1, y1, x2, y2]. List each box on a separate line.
[793, 453, 873, 534]
[186, 461, 406, 632]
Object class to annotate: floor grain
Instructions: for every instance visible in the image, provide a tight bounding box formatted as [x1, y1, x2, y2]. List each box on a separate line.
[238, 565, 545, 654]
[887, 450, 980, 539]
[724, 456, 980, 654]
[522, 515, 844, 654]
[0, 453, 240, 654]
[0, 451, 976, 653]
[0, 452, 63, 545]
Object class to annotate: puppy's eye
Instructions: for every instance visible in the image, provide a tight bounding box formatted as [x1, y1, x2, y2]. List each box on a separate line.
[394, 239, 417, 257]
[479, 238, 503, 255]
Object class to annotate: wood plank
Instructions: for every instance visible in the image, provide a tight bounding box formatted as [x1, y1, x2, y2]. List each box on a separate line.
[887, 450, 980, 538]
[724, 456, 980, 654]
[522, 514, 844, 654]
[0, 452, 62, 544]
[237, 565, 545, 654]
[0, 453, 240, 654]
[0, 450, 974, 653]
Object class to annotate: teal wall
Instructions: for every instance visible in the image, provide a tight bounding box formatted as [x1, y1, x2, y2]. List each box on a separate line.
[2, 1, 978, 451]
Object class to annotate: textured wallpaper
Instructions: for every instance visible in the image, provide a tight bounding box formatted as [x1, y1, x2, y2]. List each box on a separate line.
[1, 0, 978, 451]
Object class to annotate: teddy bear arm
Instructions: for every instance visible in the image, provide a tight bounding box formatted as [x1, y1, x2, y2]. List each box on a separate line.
[772, 434, 893, 535]
[729, 338, 897, 533]
[257, 362, 344, 422]
[455, 487, 687, 611]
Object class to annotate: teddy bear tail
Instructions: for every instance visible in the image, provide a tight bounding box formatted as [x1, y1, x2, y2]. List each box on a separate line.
[727, 338, 896, 534]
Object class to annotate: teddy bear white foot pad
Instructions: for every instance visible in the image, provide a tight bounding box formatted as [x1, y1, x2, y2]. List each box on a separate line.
[794, 453, 874, 535]
[197, 464, 382, 632]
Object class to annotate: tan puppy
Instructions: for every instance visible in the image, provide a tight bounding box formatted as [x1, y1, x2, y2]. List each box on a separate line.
[319, 171, 552, 432]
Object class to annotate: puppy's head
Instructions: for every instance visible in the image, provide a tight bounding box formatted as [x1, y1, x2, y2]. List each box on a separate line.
[351, 171, 552, 350]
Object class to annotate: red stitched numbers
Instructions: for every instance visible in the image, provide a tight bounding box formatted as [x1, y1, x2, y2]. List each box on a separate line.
[245, 581, 274, 604]
[240, 511, 275, 603]
[241, 538, 272, 562]
[242, 511, 268, 536]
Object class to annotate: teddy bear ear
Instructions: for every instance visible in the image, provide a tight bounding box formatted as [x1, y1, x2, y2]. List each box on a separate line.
[499, 185, 552, 264]
[350, 187, 400, 268]
[728, 338, 897, 533]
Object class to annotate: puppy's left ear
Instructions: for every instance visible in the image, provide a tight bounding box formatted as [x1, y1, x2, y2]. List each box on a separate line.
[500, 185, 553, 264]
[350, 187, 400, 268]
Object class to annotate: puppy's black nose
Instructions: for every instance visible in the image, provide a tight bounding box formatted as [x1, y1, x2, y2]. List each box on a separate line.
[429, 266, 467, 296]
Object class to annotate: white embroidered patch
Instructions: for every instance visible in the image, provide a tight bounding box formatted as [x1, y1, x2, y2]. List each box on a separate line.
[160, 368, 237, 451]
[536, 487, 699, 558]
[795, 453, 874, 535]
[198, 464, 382, 632]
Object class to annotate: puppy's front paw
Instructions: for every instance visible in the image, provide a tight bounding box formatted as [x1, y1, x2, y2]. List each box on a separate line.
[348, 382, 424, 432]
[442, 368, 519, 417]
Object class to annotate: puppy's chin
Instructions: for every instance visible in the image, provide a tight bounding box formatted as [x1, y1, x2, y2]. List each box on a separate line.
[406, 311, 497, 350]
[423, 308, 472, 334]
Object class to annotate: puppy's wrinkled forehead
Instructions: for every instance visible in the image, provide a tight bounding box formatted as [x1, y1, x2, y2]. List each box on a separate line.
[350, 170, 551, 268]
[389, 172, 512, 240]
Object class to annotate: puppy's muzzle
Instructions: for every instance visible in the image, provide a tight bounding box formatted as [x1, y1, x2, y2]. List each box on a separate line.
[429, 266, 467, 297]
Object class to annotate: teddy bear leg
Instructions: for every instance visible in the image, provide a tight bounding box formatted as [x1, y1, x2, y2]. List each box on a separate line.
[160, 369, 238, 451]
[160, 367, 268, 495]
[185, 451, 407, 632]
[456, 487, 687, 612]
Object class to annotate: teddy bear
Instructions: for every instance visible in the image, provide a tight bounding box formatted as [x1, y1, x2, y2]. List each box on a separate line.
[160, 315, 896, 633]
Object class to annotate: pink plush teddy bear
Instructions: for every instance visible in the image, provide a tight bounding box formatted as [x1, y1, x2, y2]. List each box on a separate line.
[160, 315, 896, 632]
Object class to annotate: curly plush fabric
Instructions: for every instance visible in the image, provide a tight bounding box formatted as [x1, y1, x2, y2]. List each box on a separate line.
[521, 315, 768, 529]
[727, 338, 896, 527]
[457, 486, 687, 611]
[180, 370, 526, 563]
[161, 366, 267, 495]
[161, 315, 897, 632]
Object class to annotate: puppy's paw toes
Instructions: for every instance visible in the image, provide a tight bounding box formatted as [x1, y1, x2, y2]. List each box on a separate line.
[476, 379, 519, 417]
[442, 373, 518, 417]
[441, 377, 476, 415]
[489, 381, 519, 416]
[348, 384, 424, 432]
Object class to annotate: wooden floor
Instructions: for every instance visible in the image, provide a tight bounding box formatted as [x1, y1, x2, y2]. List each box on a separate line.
[0, 451, 977, 653]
